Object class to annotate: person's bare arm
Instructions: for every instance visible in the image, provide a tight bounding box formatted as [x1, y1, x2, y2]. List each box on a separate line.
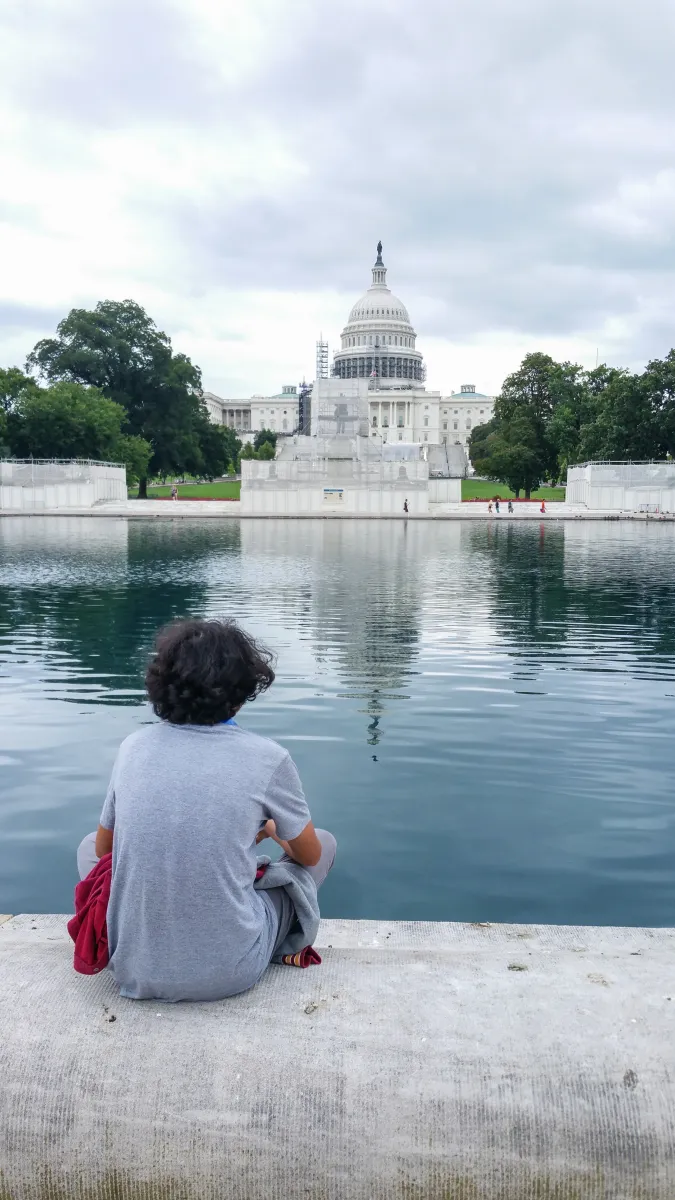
[256, 819, 322, 867]
[95, 825, 113, 858]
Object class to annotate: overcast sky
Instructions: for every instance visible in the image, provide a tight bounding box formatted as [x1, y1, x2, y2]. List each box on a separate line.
[2, 0, 675, 399]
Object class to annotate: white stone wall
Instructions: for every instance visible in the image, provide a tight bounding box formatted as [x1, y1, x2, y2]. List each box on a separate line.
[567, 462, 675, 511]
[428, 478, 462, 504]
[0, 462, 127, 509]
[241, 455, 429, 515]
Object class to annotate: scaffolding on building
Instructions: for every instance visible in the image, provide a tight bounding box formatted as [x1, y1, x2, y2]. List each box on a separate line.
[297, 379, 312, 435]
[316, 337, 329, 380]
[316, 392, 369, 440]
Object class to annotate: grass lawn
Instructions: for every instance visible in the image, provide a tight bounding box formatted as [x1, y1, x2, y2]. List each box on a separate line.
[129, 480, 241, 500]
[462, 479, 566, 502]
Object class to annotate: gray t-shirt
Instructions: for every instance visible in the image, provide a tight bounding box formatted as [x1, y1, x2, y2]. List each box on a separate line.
[99, 721, 311, 1001]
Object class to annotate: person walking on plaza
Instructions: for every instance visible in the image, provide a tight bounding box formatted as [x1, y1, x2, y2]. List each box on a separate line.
[540, 500, 546, 514]
[508, 500, 514, 514]
[495, 499, 500, 514]
[403, 498, 409, 514]
[76, 619, 336, 1002]
[487, 501, 493, 514]
[171, 484, 178, 501]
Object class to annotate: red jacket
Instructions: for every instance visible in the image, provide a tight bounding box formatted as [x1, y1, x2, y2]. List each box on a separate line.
[67, 853, 112, 974]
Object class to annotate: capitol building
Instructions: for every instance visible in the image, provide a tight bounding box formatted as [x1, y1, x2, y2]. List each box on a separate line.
[205, 243, 494, 456]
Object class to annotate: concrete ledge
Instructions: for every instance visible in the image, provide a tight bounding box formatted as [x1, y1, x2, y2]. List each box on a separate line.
[2, 916, 674, 1198]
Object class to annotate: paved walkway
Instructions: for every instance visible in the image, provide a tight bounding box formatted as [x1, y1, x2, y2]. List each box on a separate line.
[2, 913, 674, 1197]
[1, 500, 674, 520]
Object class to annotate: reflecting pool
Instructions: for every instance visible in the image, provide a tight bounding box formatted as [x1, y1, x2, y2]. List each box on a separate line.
[1, 516, 674, 925]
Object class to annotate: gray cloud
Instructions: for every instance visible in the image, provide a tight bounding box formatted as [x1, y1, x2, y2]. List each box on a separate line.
[4, 0, 213, 126]
[3, 0, 675, 380]
[0, 302, 65, 337]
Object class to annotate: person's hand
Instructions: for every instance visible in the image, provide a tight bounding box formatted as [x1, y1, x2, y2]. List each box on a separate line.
[256, 819, 277, 845]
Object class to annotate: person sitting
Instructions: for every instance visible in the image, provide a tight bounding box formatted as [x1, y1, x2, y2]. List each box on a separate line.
[76, 619, 336, 1002]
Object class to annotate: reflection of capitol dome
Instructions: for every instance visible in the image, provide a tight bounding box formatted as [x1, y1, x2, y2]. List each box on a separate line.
[332, 243, 425, 389]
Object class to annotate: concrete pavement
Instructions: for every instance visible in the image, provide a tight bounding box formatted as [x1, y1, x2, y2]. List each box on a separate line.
[2, 914, 674, 1198]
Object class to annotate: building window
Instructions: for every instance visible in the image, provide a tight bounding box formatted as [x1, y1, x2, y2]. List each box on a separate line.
[466, 420, 471, 429]
[480, 409, 484, 415]
[454, 410, 458, 415]
[443, 409, 447, 415]
[372, 415, 378, 427]
[443, 421, 448, 431]
[398, 431, 403, 440]
[424, 416, 429, 427]
[453, 421, 458, 430]
[424, 433, 428, 441]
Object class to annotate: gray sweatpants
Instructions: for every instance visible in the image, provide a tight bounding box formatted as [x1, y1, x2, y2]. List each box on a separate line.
[76, 828, 337, 955]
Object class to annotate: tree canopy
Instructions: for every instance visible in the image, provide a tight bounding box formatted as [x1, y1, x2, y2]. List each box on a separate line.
[0, 366, 40, 412]
[26, 300, 230, 495]
[4, 380, 153, 483]
[470, 349, 674, 492]
[253, 428, 278, 452]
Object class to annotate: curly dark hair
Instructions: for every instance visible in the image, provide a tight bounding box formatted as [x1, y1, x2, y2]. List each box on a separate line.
[146, 619, 275, 725]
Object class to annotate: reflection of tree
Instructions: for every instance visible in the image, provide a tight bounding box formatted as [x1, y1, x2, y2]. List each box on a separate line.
[0, 520, 241, 703]
[465, 521, 675, 668]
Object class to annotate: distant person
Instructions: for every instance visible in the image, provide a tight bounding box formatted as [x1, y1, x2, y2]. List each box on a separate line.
[495, 499, 500, 514]
[403, 499, 409, 514]
[508, 500, 514, 514]
[540, 500, 546, 514]
[488, 501, 493, 514]
[171, 484, 178, 501]
[75, 619, 336, 1002]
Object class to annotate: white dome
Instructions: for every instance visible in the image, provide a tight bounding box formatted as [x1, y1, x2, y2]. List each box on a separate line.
[347, 289, 411, 328]
[332, 243, 425, 388]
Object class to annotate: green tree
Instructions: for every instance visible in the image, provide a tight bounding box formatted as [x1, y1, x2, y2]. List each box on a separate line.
[494, 352, 565, 483]
[256, 440, 276, 460]
[0, 366, 40, 412]
[198, 423, 241, 479]
[254, 428, 277, 452]
[575, 368, 659, 462]
[240, 443, 256, 460]
[471, 412, 549, 498]
[8, 382, 131, 460]
[641, 351, 675, 458]
[26, 300, 217, 497]
[468, 417, 498, 472]
[114, 433, 153, 486]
